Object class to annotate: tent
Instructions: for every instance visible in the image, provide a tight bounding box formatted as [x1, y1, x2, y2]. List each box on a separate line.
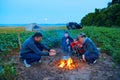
[26, 23, 41, 31]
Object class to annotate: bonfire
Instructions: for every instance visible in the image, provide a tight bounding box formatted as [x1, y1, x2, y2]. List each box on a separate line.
[58, 57, 76, 70]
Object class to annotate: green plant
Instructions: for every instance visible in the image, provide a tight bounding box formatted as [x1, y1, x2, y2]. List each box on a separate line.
[0, 63, 17, 80]
[0, 26, 120, 63]
[112, 49, 120, 64]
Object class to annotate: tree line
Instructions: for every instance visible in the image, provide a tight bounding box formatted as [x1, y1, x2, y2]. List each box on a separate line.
[81, 0, 120, 27]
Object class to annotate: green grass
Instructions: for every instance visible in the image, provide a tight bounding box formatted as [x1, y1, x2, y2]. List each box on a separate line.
[0, 27, 25, 33]
[0, 26, 120, 59]
[0, 26, 67, 33]
[41, 26, 67, 31]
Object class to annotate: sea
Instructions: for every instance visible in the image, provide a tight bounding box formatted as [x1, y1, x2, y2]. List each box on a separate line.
[0, 24, 66, 27]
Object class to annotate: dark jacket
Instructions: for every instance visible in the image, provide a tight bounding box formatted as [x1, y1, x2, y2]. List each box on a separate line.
[83, 37, 99, 56]
[61, 36, 73, 47]
[20, 37, 50, 56]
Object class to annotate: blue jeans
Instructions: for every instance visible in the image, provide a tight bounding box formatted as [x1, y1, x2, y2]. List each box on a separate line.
[21, 43, 43, 64]
[62, 45, 72, 56]
[84, 52, 99, 63]
[21, 53, 41, 64]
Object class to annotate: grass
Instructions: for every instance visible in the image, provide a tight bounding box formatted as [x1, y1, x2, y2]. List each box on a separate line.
[41, 26, 67, 31]
[0, 27, 25, 33]
[0, 26, 67, 33]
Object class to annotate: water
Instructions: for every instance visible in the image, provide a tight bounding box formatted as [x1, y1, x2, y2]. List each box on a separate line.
[0, 24, 66, 27]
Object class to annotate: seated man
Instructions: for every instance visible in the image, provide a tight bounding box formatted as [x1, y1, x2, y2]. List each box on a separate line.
[61, 31, 73, 56]
[20, 32, 56, 67]
[71, 38, 84, 57]
[78, 33, 99, 64]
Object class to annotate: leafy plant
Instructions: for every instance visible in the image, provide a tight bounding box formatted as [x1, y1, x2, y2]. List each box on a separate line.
[0, 26, 120, 63]
[0, 63, 17, 80]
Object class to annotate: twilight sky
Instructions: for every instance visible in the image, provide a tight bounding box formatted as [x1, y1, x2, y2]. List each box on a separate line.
[0, 0, 111, 24]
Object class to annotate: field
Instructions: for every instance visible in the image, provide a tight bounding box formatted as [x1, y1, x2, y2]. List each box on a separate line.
[0, 27, 25, 33]
[0, 26, 120, 80]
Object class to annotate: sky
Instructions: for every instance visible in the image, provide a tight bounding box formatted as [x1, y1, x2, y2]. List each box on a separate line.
[0, 0, 111, 24]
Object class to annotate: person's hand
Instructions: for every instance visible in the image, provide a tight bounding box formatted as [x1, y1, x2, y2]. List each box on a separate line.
[50, 49, 56, 53]
[66, 39, 69, 44]
[82, 55, 86, 62]
[49, 52, 56, 56]
[49, 49, 56, 56]
[78, 44, 82, 48]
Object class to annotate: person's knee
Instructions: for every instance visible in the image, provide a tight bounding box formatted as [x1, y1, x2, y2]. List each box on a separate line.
[20, 54, 27, 60]
[85, 54, 98, 63]
[94, 55, 99, 60]
[35, 55, 41, 60]
[85, 56, 90, 62]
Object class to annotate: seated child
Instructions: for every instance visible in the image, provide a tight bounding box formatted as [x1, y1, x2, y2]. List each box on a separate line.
[71, 38, 84, 57]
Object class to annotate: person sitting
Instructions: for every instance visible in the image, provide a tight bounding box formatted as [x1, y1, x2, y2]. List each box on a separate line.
[20, 32, 56, 67]
[78, 33, 99, 64]
[71, 38, 84, 57]
[61, 31, 73, 56]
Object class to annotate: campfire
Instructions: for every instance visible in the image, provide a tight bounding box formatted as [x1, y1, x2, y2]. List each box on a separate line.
[49, 55, 80, 71]
[58, 57, 76, 70]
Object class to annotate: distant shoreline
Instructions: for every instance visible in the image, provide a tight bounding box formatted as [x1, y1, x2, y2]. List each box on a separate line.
[0, 24, 66, 27]
[0, 26, 66, 33]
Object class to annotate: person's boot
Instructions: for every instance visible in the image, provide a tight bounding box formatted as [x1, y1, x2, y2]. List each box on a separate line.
[39, 60, 42, 63]
[93, 60, 97, 64]
[24, 59, 31, 68]
[88, 60, 97, 65]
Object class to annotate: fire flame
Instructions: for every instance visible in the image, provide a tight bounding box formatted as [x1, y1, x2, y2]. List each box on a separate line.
[58, 57, 75, 70]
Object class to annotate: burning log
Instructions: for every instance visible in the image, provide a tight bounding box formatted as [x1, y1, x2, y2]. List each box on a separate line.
[49, 53, 81, 71]
[58, 57, 76, 70]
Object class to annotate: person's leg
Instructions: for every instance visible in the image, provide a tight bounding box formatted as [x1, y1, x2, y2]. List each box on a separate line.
[72, 47, 77, 56]
[84, 52, 98, 64]
[62, 46, 66, 56]
[73, 46, 83, 58]
[73, 46, 78, 53]
[64, 45, 72, 56]
[21, 53, 41, 64]
[63, 46, 69, 56]
[84, 52, 93, 63]
[78, 47, 85, 55]
[68, 46, 72, 56]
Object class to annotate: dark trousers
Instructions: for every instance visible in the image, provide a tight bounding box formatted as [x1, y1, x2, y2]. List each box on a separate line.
[62, 45, 72, 56]
[73, 46, 84, 55]
[71, 46, 84, 59]
[21, 43, 43, 64]
[21, 53, 41, 64]
[84, 52, 99, 63]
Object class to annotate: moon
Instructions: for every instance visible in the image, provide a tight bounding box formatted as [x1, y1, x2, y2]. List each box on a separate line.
[44, 18, 48, 21]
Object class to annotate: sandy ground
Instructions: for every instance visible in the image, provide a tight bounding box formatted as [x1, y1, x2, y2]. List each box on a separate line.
[12, 49, 120, 80]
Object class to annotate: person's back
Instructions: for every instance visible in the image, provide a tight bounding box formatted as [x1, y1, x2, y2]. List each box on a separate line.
[20, 37, 34, 55]
[78, 33, 99, 64]
[83, 37, 99, 54]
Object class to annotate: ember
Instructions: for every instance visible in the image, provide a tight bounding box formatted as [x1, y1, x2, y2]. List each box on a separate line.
[58, 57, 76, 70]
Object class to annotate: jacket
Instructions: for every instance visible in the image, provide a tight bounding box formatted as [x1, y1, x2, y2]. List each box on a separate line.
[61, 36, 73, 47]
[83, 37, 99, 55]
[71, 41, 82, 49]
[20, 37, 50, 56]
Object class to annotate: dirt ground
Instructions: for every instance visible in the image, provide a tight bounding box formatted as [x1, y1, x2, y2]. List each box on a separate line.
[12, 49, 120, 80]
